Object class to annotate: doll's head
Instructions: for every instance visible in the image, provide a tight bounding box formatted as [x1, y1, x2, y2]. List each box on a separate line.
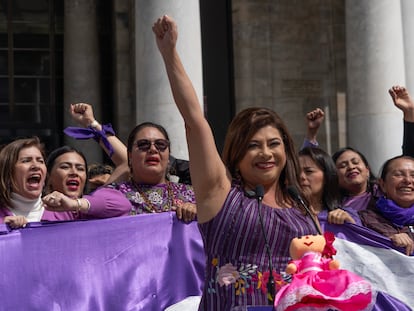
[289, 232, 337, 260]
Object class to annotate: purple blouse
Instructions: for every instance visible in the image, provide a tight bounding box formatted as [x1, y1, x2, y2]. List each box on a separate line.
[0, 204, 75, 224]
[342, 184, 382, 212]
[197, 185, 318, 310]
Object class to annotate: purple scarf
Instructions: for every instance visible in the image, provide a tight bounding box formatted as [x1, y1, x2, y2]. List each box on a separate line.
[64, 123, 115, 156]
[376, 196, 414, 227]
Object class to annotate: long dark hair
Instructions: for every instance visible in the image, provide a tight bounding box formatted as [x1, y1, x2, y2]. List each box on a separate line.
[127, 122, 170, 153]
[332, 146, 377, 196]
[299, 147, 341, 211]
[45, 145, 88, 195]
[126, 122, 171, 178]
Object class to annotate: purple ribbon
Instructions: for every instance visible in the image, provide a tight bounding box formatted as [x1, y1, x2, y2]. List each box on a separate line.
[64, 124, 115, 157]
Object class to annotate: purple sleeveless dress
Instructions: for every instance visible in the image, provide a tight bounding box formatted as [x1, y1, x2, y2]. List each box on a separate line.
[198, 185, 318, 310]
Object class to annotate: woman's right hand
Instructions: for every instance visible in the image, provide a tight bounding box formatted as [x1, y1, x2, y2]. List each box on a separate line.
[305, 108, 324, 142]
[152, 15, 177, 56]
[70, 103, 97, 128]
[42, 191, 85, 213]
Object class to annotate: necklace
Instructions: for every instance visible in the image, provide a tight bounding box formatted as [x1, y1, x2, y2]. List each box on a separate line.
[132, 180, 175, 213]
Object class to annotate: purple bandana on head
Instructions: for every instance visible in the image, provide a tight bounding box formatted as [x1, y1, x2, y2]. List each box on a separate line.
[376, 196, 414, 227]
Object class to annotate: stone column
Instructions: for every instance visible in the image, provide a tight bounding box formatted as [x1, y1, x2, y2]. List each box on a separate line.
[401, 0, 414, 90]
[135, 1, 203, 160]
[345, 1, 405, 173]
[64, 0, 102, 163]
[113, 0, 134, 143]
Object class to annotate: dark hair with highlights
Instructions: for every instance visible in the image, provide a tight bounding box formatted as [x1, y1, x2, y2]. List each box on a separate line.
[222, 107, 304, 206]
[126, 122, 171, 178]
[0, 137, 45, 206]
[299, 147, 341, 211]
[331, 146, 377, 196]
[45, 145, 88, 195]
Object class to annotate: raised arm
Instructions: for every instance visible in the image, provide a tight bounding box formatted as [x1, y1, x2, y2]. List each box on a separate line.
[69, 103, 129, 183]
[152, 15, 230, 223]
[302, 108, 324, 149]
[388, 85, 414, 157]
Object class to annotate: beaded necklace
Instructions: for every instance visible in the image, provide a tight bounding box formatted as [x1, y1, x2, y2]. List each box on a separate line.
[133, 180, 175, 213]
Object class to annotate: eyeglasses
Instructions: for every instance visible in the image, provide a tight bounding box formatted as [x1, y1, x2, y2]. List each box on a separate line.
[135, 139, 170, 152]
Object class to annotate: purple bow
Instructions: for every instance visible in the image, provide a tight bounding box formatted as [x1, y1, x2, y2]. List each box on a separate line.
[64, 124, 115, 157]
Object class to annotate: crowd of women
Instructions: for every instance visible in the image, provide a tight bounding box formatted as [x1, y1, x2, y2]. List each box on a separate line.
[1, 14, 413, 311]
[0, 101, 197, 228]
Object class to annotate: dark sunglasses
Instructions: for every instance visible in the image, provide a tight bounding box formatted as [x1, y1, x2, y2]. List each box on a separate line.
[135, 139, 170, 152]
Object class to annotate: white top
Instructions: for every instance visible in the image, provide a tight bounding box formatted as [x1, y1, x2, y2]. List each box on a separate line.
[8, 192, 44, 222]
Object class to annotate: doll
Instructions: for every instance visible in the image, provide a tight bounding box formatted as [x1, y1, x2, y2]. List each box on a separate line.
[274, 232, 375, 311]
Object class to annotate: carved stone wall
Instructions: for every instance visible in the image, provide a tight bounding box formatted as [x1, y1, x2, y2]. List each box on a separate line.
[232, 0, 346, 154]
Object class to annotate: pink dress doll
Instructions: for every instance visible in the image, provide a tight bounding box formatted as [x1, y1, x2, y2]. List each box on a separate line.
[274, 232, 375, 311]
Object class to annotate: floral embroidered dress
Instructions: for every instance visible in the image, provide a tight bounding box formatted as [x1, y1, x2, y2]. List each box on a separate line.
[111, 180, 195, 214]
[198, 185, 318, 310]
[84, 180, 195, 218]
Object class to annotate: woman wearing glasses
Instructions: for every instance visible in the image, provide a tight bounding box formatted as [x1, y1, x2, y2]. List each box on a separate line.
[43, 104, 196, 222]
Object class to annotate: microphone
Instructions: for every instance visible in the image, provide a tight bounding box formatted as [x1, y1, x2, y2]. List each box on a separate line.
[287, 186, 322, 234]
[255, 184, 264, 200]
[254, 185, 275, 305]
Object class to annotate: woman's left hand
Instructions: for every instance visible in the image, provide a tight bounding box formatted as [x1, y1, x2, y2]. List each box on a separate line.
[390, 233, 414, 256]
[327, 209, 356, 225]
[4, 215, 28, 229]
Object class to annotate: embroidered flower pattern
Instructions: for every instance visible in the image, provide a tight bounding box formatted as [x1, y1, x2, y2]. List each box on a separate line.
[208, 257, 287, 298]
[108, 181, 195, 215]
[256, 270, 287, 294]
[218, 263, 240, 286]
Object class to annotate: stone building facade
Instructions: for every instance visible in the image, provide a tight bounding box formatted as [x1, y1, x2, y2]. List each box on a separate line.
[1, 0, 412, 172]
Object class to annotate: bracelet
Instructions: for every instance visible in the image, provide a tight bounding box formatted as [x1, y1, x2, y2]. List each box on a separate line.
[75, 198, 82, 213]
[90, 119, 100, 129]
[85, 199, 91, 213]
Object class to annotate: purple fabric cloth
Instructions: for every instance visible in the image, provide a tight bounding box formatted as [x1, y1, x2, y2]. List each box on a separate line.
[319, 214, 398, 251]
[376, 195, 414, 227]
[0, 213, 204, 310]
[300, 138, 319, 150]
[0, 210, 411, 310]
[318, 208, 362, 226]
[341, 184, 382, 213]
[0, 204, 76, 224]
[64, 124, 115, 157]
[83, 187, 132, 218]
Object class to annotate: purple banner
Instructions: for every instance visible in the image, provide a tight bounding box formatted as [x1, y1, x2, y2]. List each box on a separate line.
[0, 213, 205, 310]
[0, 212, 411, 310]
